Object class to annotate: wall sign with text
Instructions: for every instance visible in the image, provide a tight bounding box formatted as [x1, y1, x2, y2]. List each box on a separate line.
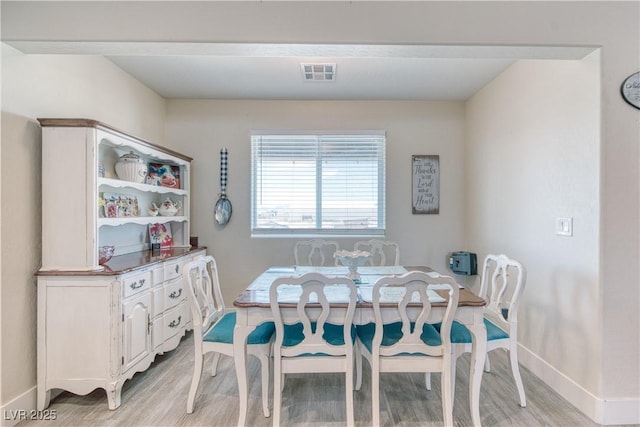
[412, 155, 440, 214]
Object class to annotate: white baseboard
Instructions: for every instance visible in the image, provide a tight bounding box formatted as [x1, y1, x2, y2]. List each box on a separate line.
[0, 387, 64, 427]
[1, 386, 36, 427]
[518, 344, 640, 425]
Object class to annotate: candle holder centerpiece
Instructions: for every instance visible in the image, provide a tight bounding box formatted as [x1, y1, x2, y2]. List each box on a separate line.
[334, 250, 371, 283]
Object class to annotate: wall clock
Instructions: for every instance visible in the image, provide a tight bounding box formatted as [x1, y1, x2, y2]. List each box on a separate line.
[621, 72, 640, 109]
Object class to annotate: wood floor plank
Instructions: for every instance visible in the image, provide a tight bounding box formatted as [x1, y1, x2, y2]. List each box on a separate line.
[18, 332, 604, 426]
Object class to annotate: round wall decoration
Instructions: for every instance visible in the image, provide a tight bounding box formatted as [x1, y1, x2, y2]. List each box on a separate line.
[621, 72, 640, 109]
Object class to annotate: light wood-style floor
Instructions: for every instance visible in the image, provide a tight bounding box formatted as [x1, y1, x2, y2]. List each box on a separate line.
[20, 331, 604, 427]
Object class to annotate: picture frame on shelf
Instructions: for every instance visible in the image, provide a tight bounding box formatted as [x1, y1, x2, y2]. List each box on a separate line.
[148, 163, 180, 189]
[102, 192, 139, 217]
[105, 200, 118, 218]
[149, 222, 173, 249]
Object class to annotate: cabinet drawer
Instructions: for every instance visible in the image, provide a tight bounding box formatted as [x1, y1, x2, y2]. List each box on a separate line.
[164, 260, 182, 281]
[122, 271, 151, 299]
[162, 304, 185, 341]
[164, 277, 185, 311]
[152, 302, 188, 354]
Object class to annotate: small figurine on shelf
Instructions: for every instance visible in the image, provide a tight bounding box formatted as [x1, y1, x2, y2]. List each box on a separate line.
[147, 204, 159, 217]
[158, 198, 181, 216]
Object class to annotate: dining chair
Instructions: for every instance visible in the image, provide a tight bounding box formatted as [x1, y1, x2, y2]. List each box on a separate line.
[294, 239, 341, 266]
[355, 271, 459, 427]
[353, 239, 400, 266]
[448, 254, 528, 407]
[269, 272, 358, 426]
[184, 256, 275, 416]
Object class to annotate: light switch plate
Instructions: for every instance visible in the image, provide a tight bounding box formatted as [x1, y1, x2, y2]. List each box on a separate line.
[556, 217, 573, 237]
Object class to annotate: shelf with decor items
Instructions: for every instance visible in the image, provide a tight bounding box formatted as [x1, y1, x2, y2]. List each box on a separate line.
[98, 177, 188, 196]
[37, 118, 205, 411]
[98, 216, 188, 227]
[38, 118, 192, 271]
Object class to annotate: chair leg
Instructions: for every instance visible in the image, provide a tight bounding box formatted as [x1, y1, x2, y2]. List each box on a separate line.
[441, 353, 454, 427]
[425, 372, 432, 390]
[355, 343, 363, 391]
[450, 352, 458, 410]
[211, 352, 221, 377]
[273, 359, 282, 427]
[258, 351, 271, 417]
[484, 353, 491, 373]
[371, 358, 381, 427]
[345, 369, 355, 427]
[508, 347, 527, 407]
[187, 354, 204, 413]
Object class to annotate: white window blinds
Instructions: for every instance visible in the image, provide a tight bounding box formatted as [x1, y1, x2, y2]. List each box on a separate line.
[251, 132, 386, 236]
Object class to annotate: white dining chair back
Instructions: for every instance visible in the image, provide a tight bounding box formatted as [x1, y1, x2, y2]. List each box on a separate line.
[269, 272, 358, 426]
[353, 239, 399, 266]
[480, 254, 526, 329]
[451, 253, 527, 407]
[184, 256, 274, 416]
[355, 271, 459, 426]
[294, 239, 341, 266]
[188, 256, 224, 331]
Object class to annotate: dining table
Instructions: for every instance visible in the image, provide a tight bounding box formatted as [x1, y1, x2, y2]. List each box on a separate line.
[232, 265, 487, 427]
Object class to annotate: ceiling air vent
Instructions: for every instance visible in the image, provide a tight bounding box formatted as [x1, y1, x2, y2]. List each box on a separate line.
[301, 63, 336, 82]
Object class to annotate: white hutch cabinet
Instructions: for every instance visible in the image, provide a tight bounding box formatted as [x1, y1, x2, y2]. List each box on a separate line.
[36, 119, 205, 410]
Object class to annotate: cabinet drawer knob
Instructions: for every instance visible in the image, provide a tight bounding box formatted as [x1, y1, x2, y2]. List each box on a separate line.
[130, 279, 145, 290]
[168, 316, 182, 328]
[175, 265, 179, 274]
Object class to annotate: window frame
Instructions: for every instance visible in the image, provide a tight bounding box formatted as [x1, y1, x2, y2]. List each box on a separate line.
[250, 130, 386, 238]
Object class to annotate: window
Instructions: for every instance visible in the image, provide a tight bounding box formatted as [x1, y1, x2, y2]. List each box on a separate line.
[251, 131, 386, 236]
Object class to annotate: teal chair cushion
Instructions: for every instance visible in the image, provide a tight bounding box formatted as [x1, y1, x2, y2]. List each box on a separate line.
[203, 312, 275, 345]
[356, 322, 442, 354]
[446, 319, 509, 343]
[282, 322, 356, 348]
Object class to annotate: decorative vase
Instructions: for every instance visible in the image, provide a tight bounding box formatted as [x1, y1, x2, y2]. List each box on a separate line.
[334, 250, 372, 283]
[115, 151, 147, 183]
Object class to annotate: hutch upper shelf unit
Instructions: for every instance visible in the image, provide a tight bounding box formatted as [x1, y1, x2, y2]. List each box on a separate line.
[38, 118, 192, 271]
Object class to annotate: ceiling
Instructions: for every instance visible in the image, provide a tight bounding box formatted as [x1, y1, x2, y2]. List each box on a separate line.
[5, 41, 595, 101]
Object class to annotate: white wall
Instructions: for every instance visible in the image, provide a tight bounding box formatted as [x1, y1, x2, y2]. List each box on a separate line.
[465, 52, 612, 419]
[166, 100, 465, 303]
[0, 44, 166, 410]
